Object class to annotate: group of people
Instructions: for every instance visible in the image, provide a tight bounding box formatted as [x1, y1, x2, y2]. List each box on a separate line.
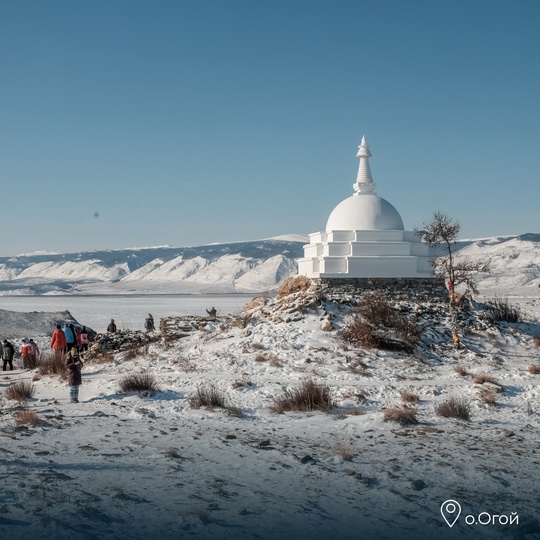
[105, 314, 155, 333]
[1, 338, 40, 371]
[50, 323, 90, 360]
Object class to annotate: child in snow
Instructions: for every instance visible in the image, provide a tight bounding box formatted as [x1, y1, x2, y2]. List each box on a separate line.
[65, 350, 83, 403]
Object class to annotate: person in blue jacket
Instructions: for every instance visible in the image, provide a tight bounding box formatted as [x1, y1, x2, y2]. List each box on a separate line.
[62, 323, 76, 352]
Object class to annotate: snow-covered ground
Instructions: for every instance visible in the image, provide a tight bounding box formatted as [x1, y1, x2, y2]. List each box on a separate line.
[1, 287, 539, 540]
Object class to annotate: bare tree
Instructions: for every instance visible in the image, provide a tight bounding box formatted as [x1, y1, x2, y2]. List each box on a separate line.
[415, 211, 490, 296]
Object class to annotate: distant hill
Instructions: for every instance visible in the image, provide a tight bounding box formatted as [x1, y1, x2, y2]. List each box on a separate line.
[0, 238, 306, 295]
[0, 233, 538, 296]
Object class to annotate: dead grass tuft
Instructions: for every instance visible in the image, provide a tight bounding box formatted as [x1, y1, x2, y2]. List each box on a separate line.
[14, 408, 39, 426]
[190, 383, 227, 409]
[533, 336, 540, 348]
[38, 352, 66, 376]
[251, 342, 265, 350]
[171, 356, 197, 372]
[528, 363, 540, 375]
[435, 397, 471, 421]
[119, 372, 158, 394]
[383, 406, 418, 426]
[271, 379, 334, 414]
[5, 380, 35, 401]
[231, 378, 252, 389]
[254, 353, 267, 362]
[472, 373, 499, 385]
[454, 366, 468, 376]
[481, 391, 497, 406]
[483, 297, 521, 323]
[277, 275, 311, 298]
[401, 391, 420, 404]
[333, 442, 355, 461]
[269, 355, 282, 368]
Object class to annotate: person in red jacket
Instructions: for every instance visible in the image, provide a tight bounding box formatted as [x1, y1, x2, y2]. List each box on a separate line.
[50, 325, 67, 361]
[20, 339, 32, 369]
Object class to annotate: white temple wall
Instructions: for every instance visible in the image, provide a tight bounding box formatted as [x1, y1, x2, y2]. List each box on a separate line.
[349, 242, 411, 256]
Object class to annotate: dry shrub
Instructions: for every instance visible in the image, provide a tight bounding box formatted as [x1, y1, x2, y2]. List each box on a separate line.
[164, 447, 181, 459]
[481, 391, 497, 406]
[333, 442, 355, 461]
[277, 275, 311, 299]
[528, 363, 540, 375]
[435, 397, 471, 421]
[454, 366, 468, 376]
[483, 297, 521, 323]
[533, 336, 540, 348]
[119, 372, 158, 394]
[340, 291, 419, 353]
[472, 373, 499, 385]
[190, 383, 227, 409]
[171, 356, 197, 372]
[190, 383, 241, 416]
[251, 342, 265, 350]
[272, 379, 334, 413]
[401, 391, 420, 404]
[14, 408, 39, 426]
[269, 355, 282, 368]
[231, 376, 252, 389]
[5, 380, 35, 401]
[383, 407, 418, 426]
[38, 352, 66, 375]
[24, 354, 40, 370]
[225, 404, 243, 418]
[254, 353, 267, 362]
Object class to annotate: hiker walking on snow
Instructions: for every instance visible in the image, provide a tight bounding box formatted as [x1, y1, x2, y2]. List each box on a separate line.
[65, 349, 83, 403]
[144, 314, 155, 332]
[20, 339, 32, 369]
[51, 325, 67, 360]
[2, 339, 15, 371]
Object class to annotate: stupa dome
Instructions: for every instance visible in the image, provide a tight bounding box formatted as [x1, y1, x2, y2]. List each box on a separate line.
[297, 136, 432, 279]
[326, 193, 404, 231]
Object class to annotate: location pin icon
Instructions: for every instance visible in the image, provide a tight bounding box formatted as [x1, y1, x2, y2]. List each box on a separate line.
[441, 500, 461, 528]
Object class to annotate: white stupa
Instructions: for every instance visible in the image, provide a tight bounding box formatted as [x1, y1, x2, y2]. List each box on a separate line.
[298, 137, 431, 279]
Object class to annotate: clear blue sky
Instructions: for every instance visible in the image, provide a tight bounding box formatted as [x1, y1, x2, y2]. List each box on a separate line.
[1, 0, 539, 256]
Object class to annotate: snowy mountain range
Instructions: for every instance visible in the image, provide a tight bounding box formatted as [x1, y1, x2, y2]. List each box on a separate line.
[0, 236, 306, 295]
[0, 233, 538, 296]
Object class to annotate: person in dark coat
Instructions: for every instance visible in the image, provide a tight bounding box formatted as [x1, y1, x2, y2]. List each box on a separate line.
[144, 314, 155, 332]
[107, 319, 117, 333]
[65, 350, 83, 403]
[2, 340, 15, 371]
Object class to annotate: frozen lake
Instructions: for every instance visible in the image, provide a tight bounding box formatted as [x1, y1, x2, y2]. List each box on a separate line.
[0, 294, 255, 333]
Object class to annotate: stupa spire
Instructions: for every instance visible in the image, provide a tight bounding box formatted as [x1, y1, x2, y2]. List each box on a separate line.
[353, 136, 377, 194]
